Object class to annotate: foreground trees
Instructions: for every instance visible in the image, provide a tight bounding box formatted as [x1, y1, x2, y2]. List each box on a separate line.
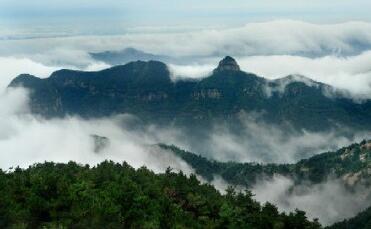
[0, 161, 321, 228]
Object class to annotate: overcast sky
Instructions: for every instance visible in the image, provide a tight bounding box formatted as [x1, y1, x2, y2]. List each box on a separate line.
[1, 0, 371, 36]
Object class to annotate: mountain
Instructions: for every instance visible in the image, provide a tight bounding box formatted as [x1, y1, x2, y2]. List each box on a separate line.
[0, 161, 321, 228]
[159, 139, 371, 188]
[90, 48, 172, 65]
[8, 56, 371, 132]
[327, 206, 371, 229]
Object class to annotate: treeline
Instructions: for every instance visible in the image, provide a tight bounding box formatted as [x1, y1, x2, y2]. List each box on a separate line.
[0, 161, 321, 228]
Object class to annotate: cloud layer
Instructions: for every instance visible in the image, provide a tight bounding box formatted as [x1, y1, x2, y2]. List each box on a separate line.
[2, 20, 371, 60]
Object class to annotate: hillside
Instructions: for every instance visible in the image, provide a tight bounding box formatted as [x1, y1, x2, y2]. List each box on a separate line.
[327, 206, 371, 229]
[0, 161, 321, 228]
[159, 139, 371, 187]
[8, 56, 371, 132]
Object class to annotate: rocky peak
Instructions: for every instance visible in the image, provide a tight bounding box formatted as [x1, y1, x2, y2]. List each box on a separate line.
[214, 56, 240, 73]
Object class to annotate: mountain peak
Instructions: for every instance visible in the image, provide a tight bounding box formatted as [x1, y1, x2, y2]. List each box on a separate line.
[214, 56, 240, 73]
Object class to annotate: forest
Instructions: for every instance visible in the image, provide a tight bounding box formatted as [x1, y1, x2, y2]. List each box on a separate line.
[0, 161, 321, 229]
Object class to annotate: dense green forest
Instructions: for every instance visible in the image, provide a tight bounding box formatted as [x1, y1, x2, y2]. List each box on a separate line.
[0, 161, 321, 228]
[159, 139, 371, 187]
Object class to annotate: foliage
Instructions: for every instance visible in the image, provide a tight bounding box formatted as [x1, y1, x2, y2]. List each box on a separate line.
[0, 161, 321, 229]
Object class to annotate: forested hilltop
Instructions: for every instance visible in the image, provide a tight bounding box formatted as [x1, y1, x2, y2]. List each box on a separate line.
[0, 161, 321, 228]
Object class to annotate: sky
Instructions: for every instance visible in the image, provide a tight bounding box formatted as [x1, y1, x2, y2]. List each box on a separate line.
[1, 0, 371, 36]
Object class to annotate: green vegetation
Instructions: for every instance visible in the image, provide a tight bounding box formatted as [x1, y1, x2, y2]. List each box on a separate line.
[159, 140, 371, 187]
[0, 161, 321, 228]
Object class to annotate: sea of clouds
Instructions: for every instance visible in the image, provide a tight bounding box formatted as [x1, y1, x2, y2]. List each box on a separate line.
[1, 20, 371, 225]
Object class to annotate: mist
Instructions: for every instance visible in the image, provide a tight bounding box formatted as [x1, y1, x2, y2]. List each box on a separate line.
[252, 175, 371, 225]
[0, 88, 197, 175]
[171, 112, 370, 163]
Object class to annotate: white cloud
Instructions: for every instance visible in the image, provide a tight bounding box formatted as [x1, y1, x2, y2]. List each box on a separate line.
[2, 20, 371, 59]
[168, 64, 213, 80]
[237, 52, 371, 99]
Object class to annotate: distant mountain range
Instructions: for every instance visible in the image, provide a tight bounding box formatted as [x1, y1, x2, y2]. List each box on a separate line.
[90, 48, 173, 65]
[9, 56, 371, 132]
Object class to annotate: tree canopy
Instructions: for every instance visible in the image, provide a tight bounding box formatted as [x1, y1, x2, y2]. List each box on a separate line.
[0, 161, 321, 228]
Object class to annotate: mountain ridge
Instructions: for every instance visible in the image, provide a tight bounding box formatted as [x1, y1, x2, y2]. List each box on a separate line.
[159, 139, 371, 188]
[8, 56, 371, 132]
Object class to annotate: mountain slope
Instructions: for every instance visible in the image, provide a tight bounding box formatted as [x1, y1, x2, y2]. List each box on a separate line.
[9, 56, 371, 131]
[159, 140, 371, 188]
